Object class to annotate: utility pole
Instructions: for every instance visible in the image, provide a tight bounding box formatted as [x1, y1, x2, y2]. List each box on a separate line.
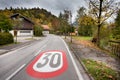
[69, 11, 72, 43]
[64, 10, 69, 39]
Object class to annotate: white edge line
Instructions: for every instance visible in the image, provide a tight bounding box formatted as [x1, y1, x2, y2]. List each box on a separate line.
[61, 38, 84, 80]
[0, 44, 32, 58]
[11, 43, 32, 51]
[6, 64, 26, 80]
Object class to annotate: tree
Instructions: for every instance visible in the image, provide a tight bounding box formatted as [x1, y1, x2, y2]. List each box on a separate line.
[34, 25, 43, 36]
[58, 11, 70, 37]
[51, 18, 60, 32]
[78, 15, 96, 36]
[0, 14, 13, 32]
[113, 9, 120, 39]
[87, 0, 120, 46]
[58, 12, 69, 34]
[76, 7, 86, 23]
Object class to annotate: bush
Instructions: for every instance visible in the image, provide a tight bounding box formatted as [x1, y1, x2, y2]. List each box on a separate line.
[34, 25, 43, 36]
[0, 32, 14, 45]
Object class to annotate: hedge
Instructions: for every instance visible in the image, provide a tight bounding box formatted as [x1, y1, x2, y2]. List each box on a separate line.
[34, 26, 43, 36]
[0, 32, 14, 45]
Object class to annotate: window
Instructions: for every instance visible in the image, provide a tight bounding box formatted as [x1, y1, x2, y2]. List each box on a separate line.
[20, 30, 31, 33]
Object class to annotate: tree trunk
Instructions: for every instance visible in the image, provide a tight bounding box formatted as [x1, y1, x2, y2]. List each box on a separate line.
[97, 24, 101, 46]
[97, 0, 103, 47]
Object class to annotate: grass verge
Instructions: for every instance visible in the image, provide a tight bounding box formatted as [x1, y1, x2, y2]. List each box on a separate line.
[73, 36, 93, 41]
[0, 42, 20, 47]
[82, 59, 119, 80]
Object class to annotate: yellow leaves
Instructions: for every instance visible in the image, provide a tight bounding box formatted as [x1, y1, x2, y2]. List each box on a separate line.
[48, 22, 52, 28]
[87, 60, 90, 64]
[108, 75, 113, 79]
[40, 13, 45, 19]
[83, 59, 118, 80]
[78, 15, 96, 26]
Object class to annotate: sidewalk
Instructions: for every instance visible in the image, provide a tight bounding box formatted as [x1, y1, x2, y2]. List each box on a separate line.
[0, 36, 43, 55]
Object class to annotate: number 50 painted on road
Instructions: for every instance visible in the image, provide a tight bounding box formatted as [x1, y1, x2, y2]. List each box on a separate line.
[26, 50, 68, 78]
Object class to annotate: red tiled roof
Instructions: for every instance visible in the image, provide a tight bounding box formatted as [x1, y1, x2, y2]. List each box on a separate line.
[41, 25, 50, 30]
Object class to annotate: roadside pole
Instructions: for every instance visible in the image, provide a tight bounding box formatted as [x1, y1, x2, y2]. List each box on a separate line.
[69, 11, 72, 43]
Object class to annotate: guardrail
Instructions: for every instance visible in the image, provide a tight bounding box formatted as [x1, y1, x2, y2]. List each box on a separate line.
[109, 40, 120, 58]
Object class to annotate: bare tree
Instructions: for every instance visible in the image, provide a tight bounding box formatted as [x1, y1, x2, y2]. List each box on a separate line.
[85, 0, 120, 46]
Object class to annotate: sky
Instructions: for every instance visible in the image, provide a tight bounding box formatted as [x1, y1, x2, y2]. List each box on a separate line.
[0, 0, 87, 22]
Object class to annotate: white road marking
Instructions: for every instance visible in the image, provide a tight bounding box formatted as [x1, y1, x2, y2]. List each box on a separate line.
[41, 45, 47, 49]
[0, 38, 48, 58]
[0, 44, 33, 58]
[11, 42, 34, 51]
[34, 50, 41, 56]
[61, 38, 84, 80]
[6, 64, 26, 80]
[33, 52, 63, 72]
[34, 45, 47, 56]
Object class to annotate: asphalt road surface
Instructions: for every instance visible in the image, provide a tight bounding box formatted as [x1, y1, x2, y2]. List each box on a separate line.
[0, 34, 84, 80]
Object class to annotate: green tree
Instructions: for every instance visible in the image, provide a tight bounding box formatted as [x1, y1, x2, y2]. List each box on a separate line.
[58, 11, 70, 36]
[113, 9, 120, 39]
[78, 15, 96, 36]
[34, 25, 43, 36]
[0, 14, 13, 32]
[76, 7, 86, 23]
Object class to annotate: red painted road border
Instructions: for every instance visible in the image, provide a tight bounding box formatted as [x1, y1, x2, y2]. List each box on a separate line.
[26, 50, 68, 78]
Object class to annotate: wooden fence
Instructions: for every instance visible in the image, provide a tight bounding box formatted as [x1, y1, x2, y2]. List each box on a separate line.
[109, 40, 120, 58]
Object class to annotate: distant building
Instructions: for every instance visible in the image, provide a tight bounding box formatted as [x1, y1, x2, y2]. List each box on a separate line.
[10, 13, 34, 36]
[41, 25, 50, 34]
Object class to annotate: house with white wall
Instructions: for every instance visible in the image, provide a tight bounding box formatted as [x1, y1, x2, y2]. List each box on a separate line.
[10, 13, 34, 37]
[41, 25, 50, 34]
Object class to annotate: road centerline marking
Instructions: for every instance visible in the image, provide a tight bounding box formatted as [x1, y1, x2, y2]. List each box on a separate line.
[34, 50, 41, 56]
[6, 64, 26, 80]
[34, 45, 47, 56]
[60, 37, 84, 80]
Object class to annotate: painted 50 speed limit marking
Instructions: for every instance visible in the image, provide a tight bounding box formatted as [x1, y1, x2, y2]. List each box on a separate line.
[26, 50, 68, 78]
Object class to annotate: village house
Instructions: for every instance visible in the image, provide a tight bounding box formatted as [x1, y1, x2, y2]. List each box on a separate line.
[10, 13, 34, 36]
[41, 25, 50, 34]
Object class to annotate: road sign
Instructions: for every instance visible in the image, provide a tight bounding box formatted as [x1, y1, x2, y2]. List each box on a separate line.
[26, 50, 68, 78]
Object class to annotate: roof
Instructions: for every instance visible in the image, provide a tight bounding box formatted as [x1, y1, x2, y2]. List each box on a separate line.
[10, 13, 34, 24]
[11, 13, 34, 30]
[41, 25, 50, 30]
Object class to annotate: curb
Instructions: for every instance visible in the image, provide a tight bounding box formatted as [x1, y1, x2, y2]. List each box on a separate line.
[70, 45, 94, 80]
[64, 37, 94, 80]
[0, 50, 9, 55]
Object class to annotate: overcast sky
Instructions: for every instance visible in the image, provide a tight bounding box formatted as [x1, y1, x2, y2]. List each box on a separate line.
[0, 0, 87, 22]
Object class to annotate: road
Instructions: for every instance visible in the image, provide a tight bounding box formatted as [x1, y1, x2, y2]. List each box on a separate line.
[0, 34, 84, 80]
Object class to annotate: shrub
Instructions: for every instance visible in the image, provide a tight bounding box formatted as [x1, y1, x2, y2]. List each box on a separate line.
[0, 32, 14, 45]
[34, 25, 43, 36]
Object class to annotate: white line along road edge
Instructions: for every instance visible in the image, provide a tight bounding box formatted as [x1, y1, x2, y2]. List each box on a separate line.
[60, 37, 84, 80]
[6, 64, 26, 80]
